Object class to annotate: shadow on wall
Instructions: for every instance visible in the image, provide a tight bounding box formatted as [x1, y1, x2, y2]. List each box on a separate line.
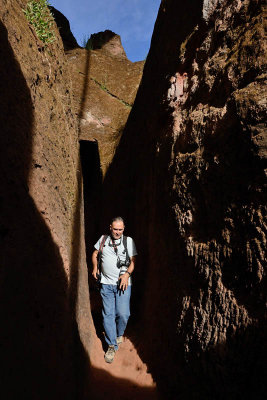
[0, 21, 90, 400]
[187, 322, 267, 400]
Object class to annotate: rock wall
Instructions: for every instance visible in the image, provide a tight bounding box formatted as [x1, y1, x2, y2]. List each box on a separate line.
[103, 0, 267, 398]
[0, 1, 92, 398]
[65, 31, 144, 177]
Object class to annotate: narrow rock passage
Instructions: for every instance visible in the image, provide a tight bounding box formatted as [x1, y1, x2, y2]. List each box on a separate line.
[80, 141, 159, 398]
[88, 284, 159, 400]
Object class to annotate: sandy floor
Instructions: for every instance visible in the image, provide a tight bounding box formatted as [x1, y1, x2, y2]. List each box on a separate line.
[90, 334, 160, 399]
[89, 308, 159, 399]
[87, 282, 160, 400]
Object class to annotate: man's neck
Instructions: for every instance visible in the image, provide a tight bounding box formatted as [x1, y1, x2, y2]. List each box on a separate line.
[111, 234, 123, 241]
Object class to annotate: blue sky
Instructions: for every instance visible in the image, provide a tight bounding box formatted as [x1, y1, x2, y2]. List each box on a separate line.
[49, 0, 161, 62]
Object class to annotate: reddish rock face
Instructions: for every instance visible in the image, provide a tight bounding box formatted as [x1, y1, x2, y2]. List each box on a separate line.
[102, 0, 266, 398]
[0, 1, 92, 398]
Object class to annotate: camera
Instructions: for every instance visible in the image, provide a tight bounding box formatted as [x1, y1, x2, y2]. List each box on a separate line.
[116, 257, 130, 269]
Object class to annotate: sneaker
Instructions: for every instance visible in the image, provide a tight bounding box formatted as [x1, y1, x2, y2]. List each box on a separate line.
[104, 345, 116, 363]
[117, 336, 123, 345]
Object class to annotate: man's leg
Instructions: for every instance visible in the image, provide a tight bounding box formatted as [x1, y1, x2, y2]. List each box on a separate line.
[115, 285, 131, 338]
[100, 284, 118, 350]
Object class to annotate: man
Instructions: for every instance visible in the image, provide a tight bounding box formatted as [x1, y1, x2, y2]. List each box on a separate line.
[92, 217, 137, 363]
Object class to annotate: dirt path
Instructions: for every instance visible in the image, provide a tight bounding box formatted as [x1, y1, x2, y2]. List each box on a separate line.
[89, 330, 160, 400]
[87, 283, 159, 399]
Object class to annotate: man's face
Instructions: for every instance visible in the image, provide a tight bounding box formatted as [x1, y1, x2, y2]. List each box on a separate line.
[110, 221, 124, 239]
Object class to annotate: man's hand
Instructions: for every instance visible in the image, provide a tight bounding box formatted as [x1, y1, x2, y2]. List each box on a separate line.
[92, 268, 98, 280]
[118, 256, 135, 291]
[92, 249, 99, 280]
[118, 273, 129, 291]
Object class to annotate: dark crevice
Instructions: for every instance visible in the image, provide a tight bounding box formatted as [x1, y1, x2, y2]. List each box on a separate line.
[80, 139, 103, 258]
[79, 140, 104, 345]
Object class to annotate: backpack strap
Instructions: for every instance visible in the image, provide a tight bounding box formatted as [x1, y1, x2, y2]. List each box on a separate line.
[123, 235, 130, 263]
[97, 234, 108, 271]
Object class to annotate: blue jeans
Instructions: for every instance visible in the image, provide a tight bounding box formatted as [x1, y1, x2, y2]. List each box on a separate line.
[100, 284, 131, 350]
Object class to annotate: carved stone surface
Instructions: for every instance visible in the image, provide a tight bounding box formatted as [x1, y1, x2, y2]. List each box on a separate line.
[103, 0, 267, 398]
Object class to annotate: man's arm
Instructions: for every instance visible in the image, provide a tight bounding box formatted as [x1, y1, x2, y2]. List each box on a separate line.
[92, 249, 99, 280]
[119, 256, 136, 290]
[126, 256, 135, 276]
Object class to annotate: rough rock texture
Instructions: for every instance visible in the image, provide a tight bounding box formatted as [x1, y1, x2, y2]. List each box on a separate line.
[0, 1, 92, 398]
[103, 0, 267, 398]
[88, 30, 127, 57]
[2, 0, 266, 398]
[65, 31, 144, 176]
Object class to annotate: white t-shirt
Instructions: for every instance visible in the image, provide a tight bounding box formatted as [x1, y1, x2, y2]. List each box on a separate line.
[94, 235, 137, 285]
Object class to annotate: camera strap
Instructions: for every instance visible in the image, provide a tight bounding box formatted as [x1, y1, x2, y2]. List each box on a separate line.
[110, 236, 119, 255]
[122, 235, 130, 264]
[111, 236, 130, 264]
[97, 234, 108, 271]
[98, 235, 129, 267]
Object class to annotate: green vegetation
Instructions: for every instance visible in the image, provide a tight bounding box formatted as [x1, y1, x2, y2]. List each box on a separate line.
[90, 76, 108, 92]
[90, 77, 132, 108]
[23, 0, 55, 45]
